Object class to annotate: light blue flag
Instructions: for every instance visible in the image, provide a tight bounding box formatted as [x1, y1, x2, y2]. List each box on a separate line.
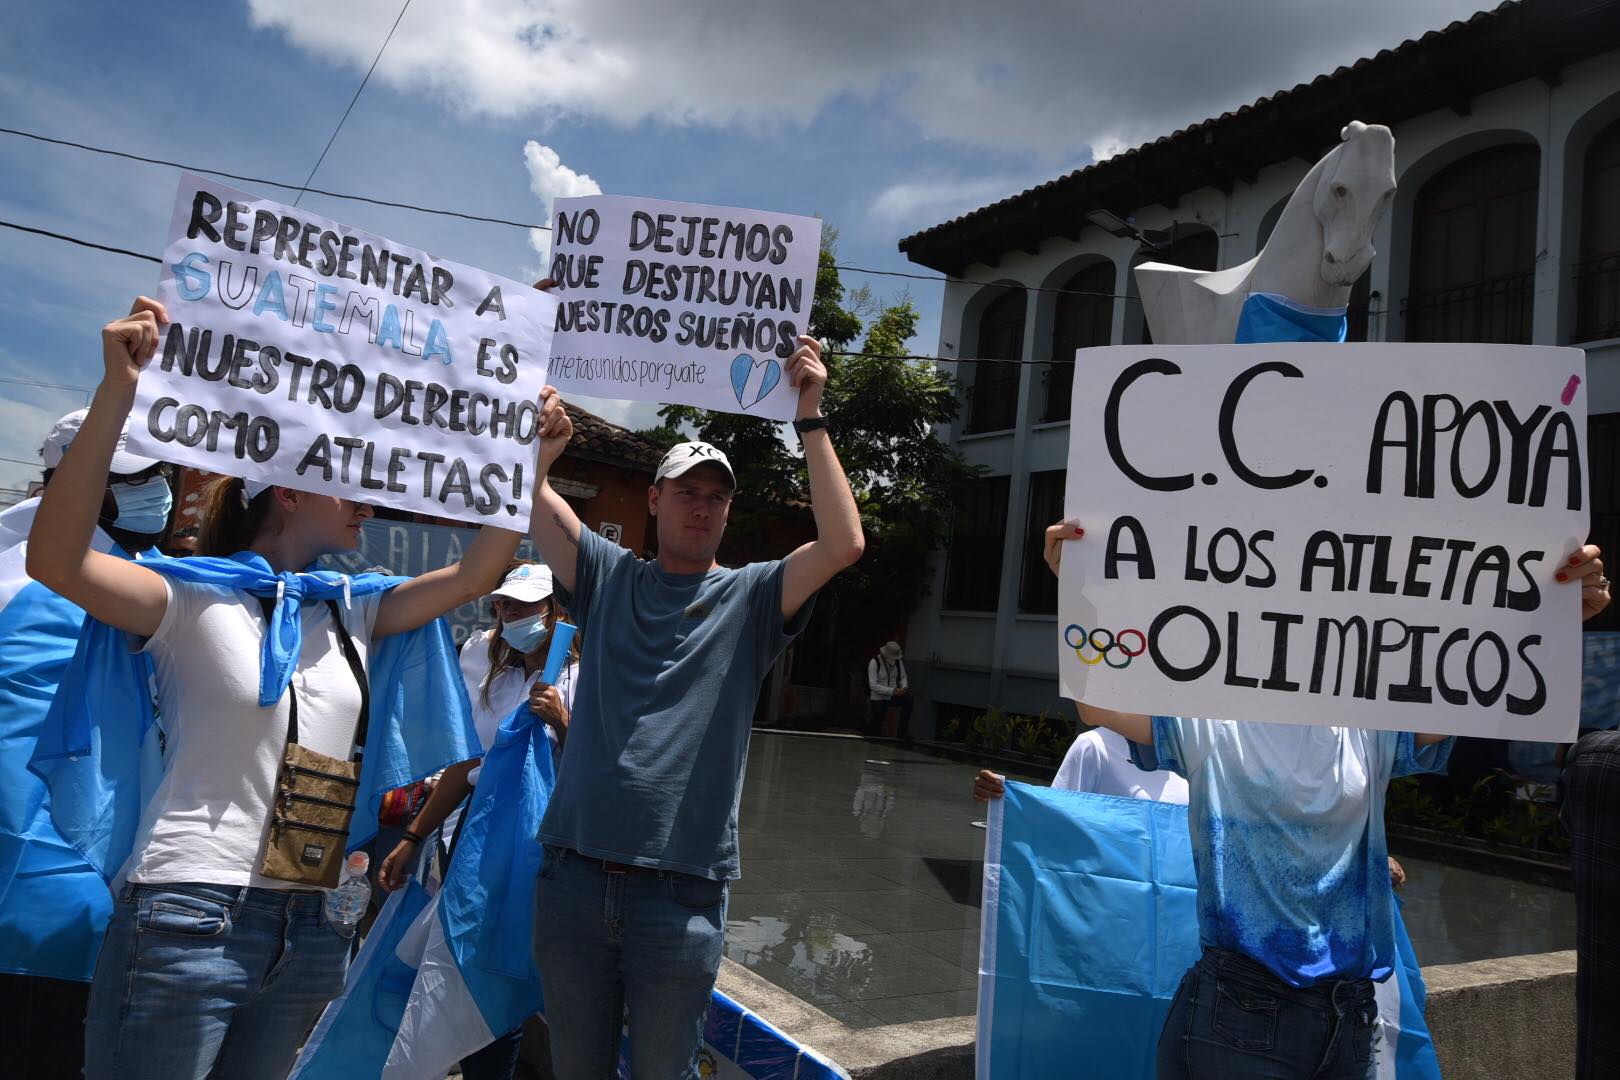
[977, 782, 1198, 1079]
[980, 782, 1440, 1080]
[0, 498, 153, 981]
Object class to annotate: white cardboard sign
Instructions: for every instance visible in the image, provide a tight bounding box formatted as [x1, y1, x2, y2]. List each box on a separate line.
[1059, 343, 1589, 741]
[128, 173, 558, 528]
[544, 195, 822, 421]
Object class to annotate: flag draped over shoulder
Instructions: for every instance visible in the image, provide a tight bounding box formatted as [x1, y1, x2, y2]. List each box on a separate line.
[0, 498, 147, 980]
[977, 783, 1198, 1079]
[978, 782, 1440, 1080]
[29, 551, 480, 880]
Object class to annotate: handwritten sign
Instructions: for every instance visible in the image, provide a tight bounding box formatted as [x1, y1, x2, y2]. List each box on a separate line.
[127, 173, 558, 527]
[544, 195, 821, 421]
[1059, 343, 1588, 741]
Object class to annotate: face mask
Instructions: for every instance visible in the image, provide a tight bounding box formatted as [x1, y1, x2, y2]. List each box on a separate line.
[109, 477, 173, 535]
[500, 612, 548, 654]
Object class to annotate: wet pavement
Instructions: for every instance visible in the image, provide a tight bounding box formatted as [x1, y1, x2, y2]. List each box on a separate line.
[729, 733, 1576, 1029]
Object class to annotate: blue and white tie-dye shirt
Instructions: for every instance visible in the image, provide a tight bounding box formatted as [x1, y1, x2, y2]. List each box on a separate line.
[1132, 718, 1451, 988]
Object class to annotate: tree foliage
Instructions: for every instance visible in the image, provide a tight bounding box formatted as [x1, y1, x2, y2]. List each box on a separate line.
[661, 232, 976, 716]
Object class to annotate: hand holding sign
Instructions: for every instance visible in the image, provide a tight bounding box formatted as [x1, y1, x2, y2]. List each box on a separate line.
[103, 297, 170, 387]
[784, 335, 827, 419]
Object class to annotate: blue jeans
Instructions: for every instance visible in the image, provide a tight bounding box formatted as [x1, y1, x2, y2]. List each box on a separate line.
[532, 846, 727, 1079]
[84, 882, 349, 1080]
[1158, 949, 1378, 1079]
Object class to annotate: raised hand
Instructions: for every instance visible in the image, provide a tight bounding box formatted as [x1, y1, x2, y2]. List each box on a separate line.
[785, 335, 827, 418]
[102, 296, 168, 387]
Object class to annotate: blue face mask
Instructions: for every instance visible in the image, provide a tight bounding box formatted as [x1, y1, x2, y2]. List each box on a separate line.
[500, 612, 549, 654]
[109, 477, 173, 535]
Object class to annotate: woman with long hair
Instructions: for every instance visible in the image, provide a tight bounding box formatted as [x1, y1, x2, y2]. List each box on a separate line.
[377, 558, 579, 1080]
[26, 297, 566, 1080]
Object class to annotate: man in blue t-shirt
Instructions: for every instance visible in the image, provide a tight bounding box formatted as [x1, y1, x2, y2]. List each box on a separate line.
[1041, 520, 1606, 1078]
[525, 335, 864, 1078]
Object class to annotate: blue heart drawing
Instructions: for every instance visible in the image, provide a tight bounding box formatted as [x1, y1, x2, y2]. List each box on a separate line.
[729, 353, 782, 410]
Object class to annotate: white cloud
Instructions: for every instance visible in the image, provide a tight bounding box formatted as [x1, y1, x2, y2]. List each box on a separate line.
[867, 175, 1038, 235]
[247, 0, 1493, 160]
[522, 140, 602, 266]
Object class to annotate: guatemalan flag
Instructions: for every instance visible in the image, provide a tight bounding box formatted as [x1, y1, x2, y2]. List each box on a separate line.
[294, 688, 848, 1079]
[976, 783, 1440, 1079]
[0, 498, 155, 983]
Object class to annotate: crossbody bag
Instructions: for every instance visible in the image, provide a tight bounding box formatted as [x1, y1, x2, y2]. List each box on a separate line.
[256, 596, 370, 889]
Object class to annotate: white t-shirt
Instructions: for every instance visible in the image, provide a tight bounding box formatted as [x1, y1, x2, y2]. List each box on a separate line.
[123, 578, 382, 890]
[1051, 726, 1188, 804]
[445, 629, 577, 837]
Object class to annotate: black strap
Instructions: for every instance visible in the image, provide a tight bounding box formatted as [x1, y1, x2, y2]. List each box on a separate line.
[256, 595, 370, 759]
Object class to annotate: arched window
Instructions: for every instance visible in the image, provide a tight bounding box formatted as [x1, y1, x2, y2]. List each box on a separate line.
[965, 288, 1025, 434]
[1404, 144, 1539, 343]
[1575, 118, 1620, 342]
[1043, 261, 1115, 422]
[1133, 228, 1217, 345]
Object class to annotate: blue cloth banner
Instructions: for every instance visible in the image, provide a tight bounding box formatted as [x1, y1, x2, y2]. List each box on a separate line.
[1581, 631, 1620, 731]
[978, 782, 1439, 1079]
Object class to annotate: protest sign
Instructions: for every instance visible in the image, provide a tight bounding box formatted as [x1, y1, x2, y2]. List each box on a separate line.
[544, 195, 821, 421]
[1059, 343, 1588, 740]
[128, 173, 558, 528]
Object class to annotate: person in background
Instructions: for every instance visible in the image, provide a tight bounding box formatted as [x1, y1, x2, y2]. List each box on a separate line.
[1560, 560, 1617, 1080]
[26, 297, 557, 1080]
[0, 409, 176, 1080]
[974, 721, 1189, 805]
[378, 559, 579, 1080]
[867, 640, 914, 740]
[1041, 520, 1602, 1078]
[525, 334, 864, 1079]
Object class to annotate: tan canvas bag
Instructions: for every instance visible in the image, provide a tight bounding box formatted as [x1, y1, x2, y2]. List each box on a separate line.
[256, 597, 370, 889]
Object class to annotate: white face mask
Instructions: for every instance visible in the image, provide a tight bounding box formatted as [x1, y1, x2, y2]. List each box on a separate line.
[500, 612, 548, 653]
[108, 476, 172, 535]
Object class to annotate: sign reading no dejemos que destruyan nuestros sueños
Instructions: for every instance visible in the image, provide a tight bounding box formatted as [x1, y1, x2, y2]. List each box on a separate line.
[543, 194, 822, 423]
[128, 173, 559, 528]
[1059, 343, 1589, 741]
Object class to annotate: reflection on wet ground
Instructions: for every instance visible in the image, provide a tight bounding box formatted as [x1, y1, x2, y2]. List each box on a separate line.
[730, 733, 1576, 1029]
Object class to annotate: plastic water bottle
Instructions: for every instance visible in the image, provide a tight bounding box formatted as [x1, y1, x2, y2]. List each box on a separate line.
[325, 851, 371, 938]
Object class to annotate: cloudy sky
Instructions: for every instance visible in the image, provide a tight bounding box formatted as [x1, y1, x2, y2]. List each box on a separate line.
[0, 0, 1493, 495]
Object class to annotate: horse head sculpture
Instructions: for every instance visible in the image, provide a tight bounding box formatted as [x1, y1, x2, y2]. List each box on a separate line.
[1133, 120, 1397, 345]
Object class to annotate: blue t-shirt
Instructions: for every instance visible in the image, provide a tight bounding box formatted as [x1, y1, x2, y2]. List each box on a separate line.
[540, 529, 814, 879]
[1133, 718, 1451, 987]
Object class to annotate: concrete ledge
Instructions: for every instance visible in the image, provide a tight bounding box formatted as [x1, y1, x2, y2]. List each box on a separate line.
[722, 949, 1579, 1079]
[1424, 951, 1576, 1080]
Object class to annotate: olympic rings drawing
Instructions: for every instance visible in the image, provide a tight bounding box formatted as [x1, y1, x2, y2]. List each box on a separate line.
[1063, 624, 1147, 669]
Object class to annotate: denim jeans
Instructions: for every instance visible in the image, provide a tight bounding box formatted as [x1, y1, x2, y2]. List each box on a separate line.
[1158, 948, 1378, 1079]
[84, 882, 349, 1080]
[532, 845, 727, 1079]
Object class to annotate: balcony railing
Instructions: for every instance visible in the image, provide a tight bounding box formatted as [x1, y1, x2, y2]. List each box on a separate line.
[1401, 271, 1534, 344]
[1574, 253, 1620, 343]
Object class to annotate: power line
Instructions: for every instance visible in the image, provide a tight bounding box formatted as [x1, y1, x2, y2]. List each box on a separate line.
[0, 374, 95, 394]
[0, 219, 160, 264]
[0, 127, 547, 230]
[294, 0, 412, 207]
[0, 126, 1156, 302]
[0, 454, 44, 470]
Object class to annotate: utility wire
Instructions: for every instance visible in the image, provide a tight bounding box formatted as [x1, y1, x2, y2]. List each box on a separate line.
[0, 219, 160, 264]
[0, 126, 1155, 303]
[293, 0, 413, 207]
[0, 127, 547, 230]
[0, 373, 95, 394]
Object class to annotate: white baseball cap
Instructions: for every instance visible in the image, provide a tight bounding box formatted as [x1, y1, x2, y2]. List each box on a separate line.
[42, 409, 160, 476]
[655, 441, 735, 487]
[488, 562, 554, 603]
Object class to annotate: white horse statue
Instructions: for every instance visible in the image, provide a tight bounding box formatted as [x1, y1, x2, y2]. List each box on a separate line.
[1134, 120, 1397, 344]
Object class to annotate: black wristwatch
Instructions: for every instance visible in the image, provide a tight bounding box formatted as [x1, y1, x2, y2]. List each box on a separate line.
[792, 415, 830, 438]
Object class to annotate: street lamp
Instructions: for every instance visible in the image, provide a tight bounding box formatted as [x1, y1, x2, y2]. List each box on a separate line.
[1083, 209, 1169, 251]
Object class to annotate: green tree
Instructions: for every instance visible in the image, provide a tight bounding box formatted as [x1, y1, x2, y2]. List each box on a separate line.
[662, 233, 974, 721]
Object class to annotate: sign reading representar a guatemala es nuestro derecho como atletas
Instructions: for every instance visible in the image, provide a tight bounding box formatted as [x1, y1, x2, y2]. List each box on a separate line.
[543, 194, 822, 422]
[1059, 342, 1589, 741]
[127, 173, 559, 528]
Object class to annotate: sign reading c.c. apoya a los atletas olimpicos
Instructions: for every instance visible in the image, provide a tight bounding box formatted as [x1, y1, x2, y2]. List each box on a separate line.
[127, 172, 559, 528]
[1059, 342, 1588, 741]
